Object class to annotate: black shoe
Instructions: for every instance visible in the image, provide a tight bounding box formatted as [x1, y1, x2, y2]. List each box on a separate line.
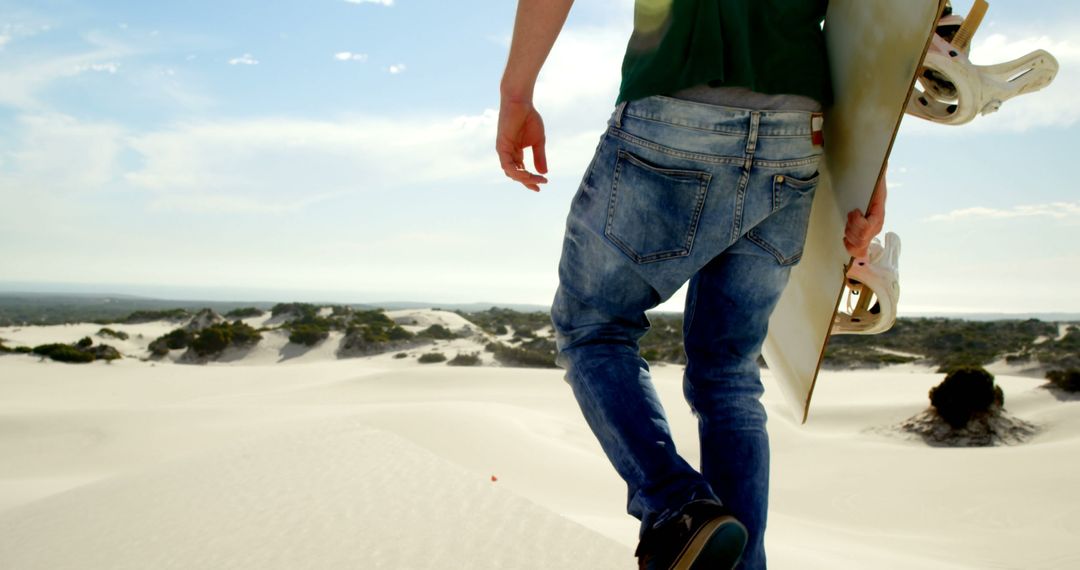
[635, 501, 748, 570]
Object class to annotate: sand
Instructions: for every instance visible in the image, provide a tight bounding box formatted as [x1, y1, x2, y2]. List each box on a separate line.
[1, 309, 1078, 569]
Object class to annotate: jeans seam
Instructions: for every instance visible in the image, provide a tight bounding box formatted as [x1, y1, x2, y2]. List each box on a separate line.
[609, 128, 745, 166]
[752, 156, 822, 168]
[747, 230, 802, 266]
[621, 112, 748, 136]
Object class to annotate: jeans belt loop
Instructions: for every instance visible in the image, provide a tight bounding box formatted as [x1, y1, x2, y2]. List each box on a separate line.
[745, 111, 762, 157]
[613, 100, 629, 129]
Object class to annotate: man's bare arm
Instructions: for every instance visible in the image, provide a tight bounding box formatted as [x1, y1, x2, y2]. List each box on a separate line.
[497, 0, 575, 191]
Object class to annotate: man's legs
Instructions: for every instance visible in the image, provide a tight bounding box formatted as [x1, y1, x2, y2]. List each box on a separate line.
[681, 238, 795, 570]
[551, 240, 719, 534]
[552, 94, 821, 568]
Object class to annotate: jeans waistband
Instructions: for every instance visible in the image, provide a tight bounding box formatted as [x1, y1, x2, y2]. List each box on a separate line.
[614, 95, 820, 137]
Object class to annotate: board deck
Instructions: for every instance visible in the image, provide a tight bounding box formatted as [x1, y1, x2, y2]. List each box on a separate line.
[761, 0, 947, 423]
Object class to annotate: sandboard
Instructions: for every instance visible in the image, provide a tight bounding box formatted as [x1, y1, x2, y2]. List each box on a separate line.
[760, 0, 948, 423]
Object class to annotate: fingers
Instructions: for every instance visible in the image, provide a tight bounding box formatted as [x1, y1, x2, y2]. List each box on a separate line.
[497, 140, 547, 192]
[533, 142, 548, 175]
[495, 102, 549, 192]
[843, 235, 868, 258]
[844, 208, 880, 258]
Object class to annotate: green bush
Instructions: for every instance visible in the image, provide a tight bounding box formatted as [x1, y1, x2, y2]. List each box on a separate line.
[123, 309, 191, 323]
[485, 341, 557, 368]
[0, 338, 30, 354]
[271, 302, 319, 319]
[190, 321, 262, 357]
[88, 344, 122, 361]
[929, 366, 1004, 429]
[512, 326, 536, 339]
[387, 326, 414, 341]
[448, 352, 482, 366]
[76, 336, 93, 349]
[394, 352, 408, 359]
[461, 307, 550, 338]
[1046, 369, 1080, 393]
[97, 327, 130, 340]
[330, 305, 353, 317]
[289, 324, 330, 347]
[225, 307, 265, 318]
[352, 309, 395, 327]
[191, 327, 229, 356]
[32, 343, 95, 363]
[418, 352, 447, 364]
[149, 328, 192, 356]
[418, 324, 457, 340]
[346, 317, 414, 344]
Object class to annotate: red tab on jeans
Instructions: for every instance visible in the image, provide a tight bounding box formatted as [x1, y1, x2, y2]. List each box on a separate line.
[811, 113, 824, 146]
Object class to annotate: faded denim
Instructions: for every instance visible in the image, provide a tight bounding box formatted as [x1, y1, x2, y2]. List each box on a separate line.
[550, 94, 824, 570]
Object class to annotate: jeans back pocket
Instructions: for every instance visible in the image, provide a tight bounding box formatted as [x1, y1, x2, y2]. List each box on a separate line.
[604, 149, 711, 264]
[747, 172, 820, 266]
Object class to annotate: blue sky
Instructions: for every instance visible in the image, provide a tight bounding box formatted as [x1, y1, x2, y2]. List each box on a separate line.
[0, 0, 1077, 313]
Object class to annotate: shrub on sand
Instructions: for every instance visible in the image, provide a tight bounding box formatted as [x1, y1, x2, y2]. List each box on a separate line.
[225, 307, 265, 319]
[1045, 369, 1080, 393]
[288, 324, 330, 347]
[448, 352, 482, 366]
[190, 321, 262, 357]
[929, 366, 1003, 429]
[97, 328, 130, 341]
[418, 325, 457, 340]
[418, 352, 447, 364]
[32, 343, 95, 364]
[149, 328, 193, 356]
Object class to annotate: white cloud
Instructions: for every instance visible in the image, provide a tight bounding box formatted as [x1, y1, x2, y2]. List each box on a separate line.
[387, 63, 406, 74]
[76, 62, 120, 74]
[344, 0, 394, 6]
[0, 33, 133, 110]
[925, 201, 1080, 222]
[334, 51, 368, 62]
[533, 25, 628, 120]
[0, 112, 125, 205]
[0, 22, 43, 50]
[124, 109, 501, 213]
[228, 53, 259, 66]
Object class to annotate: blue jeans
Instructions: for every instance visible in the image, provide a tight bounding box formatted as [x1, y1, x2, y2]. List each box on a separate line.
[550, 95, 823, 570]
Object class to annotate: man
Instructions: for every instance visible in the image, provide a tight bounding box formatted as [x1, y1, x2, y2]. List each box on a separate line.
[496, 1, 885, 568]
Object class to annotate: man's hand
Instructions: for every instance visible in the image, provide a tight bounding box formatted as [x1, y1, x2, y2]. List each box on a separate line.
[844, 172, 887, 258]
[496, 98, 548, 192]
[496, 0, 574, 192]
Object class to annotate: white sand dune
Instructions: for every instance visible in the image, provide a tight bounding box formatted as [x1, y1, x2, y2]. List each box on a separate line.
[2, 309, 1079, 569]
[0, 422, 630, 570]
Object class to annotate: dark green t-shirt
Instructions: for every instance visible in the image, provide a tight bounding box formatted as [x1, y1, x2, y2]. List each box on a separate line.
[616, 0, 832, 106]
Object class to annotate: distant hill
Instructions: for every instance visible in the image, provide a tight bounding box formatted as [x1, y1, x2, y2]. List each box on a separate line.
[900, 312, 1080, 322]
[2, 294, 1077, 374]
[0, 294, 278, 326]
[0, 293, 548, 327]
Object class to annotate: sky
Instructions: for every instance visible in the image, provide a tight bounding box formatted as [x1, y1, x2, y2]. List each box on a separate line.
[0, 0, 1077, 314]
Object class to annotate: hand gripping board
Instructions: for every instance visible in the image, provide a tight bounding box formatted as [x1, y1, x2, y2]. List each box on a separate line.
[761, 0, 947, 423]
